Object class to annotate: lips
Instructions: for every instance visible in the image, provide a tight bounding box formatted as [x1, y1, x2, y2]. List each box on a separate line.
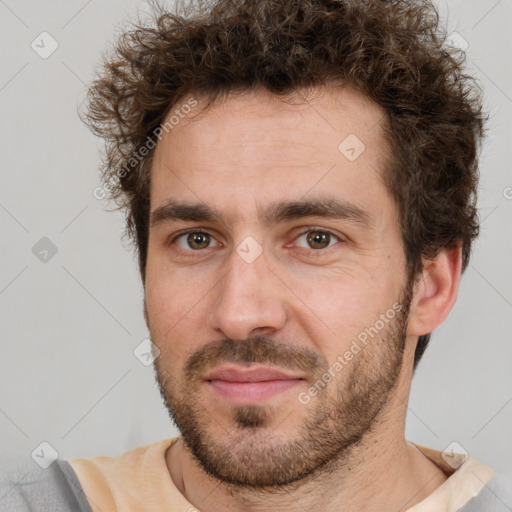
[204, 364, 305, 404]
[204, 364, 304, 383]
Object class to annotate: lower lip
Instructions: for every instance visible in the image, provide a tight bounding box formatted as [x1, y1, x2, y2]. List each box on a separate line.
[207, 379, 303, 403]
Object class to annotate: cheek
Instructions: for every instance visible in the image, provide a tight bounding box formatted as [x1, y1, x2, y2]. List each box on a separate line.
[145, 266, 211, 358]
[288, 272, 400, 359]
[145, 255, 200, 316]
[285, 270, 369, 323]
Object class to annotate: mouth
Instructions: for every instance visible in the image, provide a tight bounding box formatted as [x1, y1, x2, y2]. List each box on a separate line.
[204, 364, 306, 404]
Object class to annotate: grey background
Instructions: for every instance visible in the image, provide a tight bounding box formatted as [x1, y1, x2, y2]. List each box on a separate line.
[1, 0, 511, 473]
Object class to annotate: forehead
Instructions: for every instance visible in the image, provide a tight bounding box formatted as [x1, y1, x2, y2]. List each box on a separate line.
[149, 85, 395, 228]
[164, 85, 388, 155]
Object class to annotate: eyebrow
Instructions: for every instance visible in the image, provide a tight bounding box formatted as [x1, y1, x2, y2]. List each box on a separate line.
[150, 196, 372, 230]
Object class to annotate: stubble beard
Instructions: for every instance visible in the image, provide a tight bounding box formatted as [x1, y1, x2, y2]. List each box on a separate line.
[153, 284, 413, 489]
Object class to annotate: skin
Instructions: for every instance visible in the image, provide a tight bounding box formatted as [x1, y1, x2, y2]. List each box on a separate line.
[143, 84, 462, 512]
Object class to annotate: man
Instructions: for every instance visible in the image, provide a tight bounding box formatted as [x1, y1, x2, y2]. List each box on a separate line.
[2, 0, 511, 510]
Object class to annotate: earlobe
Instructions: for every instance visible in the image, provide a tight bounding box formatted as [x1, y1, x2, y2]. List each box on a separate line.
[407, 244, 462, 337]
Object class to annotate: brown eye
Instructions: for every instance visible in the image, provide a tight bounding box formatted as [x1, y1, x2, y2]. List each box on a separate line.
[295, 230, 340, 250]
[306, 231, 331, 249]
[187, 232, 211, 250]
[174, 231, 215, 250]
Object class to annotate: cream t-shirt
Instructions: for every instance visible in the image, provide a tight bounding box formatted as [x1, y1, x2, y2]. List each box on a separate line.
[68, 437, 495, 512]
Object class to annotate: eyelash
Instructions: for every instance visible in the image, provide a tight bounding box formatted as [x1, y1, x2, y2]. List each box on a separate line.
[166, 227, 344, 256]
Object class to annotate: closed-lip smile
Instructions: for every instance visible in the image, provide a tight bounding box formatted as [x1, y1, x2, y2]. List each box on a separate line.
[204, 364, 306, 404]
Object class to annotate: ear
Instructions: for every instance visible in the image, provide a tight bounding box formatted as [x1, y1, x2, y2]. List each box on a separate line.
[407, 243, 462, 337]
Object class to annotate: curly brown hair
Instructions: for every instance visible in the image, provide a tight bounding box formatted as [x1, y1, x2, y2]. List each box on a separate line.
[83, 0, 485, 370]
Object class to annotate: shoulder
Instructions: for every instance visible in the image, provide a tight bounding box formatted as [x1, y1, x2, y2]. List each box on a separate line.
[461, 472, 512, 511]
[0, 456, 92, 512]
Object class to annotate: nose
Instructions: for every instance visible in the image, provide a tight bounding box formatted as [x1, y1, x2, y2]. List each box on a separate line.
[209, 247, 288, 341]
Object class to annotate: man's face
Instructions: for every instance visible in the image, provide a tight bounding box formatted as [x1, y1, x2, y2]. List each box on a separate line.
[145, 86, 414, 487]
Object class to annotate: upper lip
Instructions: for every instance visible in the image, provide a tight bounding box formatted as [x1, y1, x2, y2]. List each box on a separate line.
[204, 364, 305, 382]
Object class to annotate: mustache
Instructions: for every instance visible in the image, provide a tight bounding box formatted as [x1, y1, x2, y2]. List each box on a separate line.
[184, 336, 327, 383]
